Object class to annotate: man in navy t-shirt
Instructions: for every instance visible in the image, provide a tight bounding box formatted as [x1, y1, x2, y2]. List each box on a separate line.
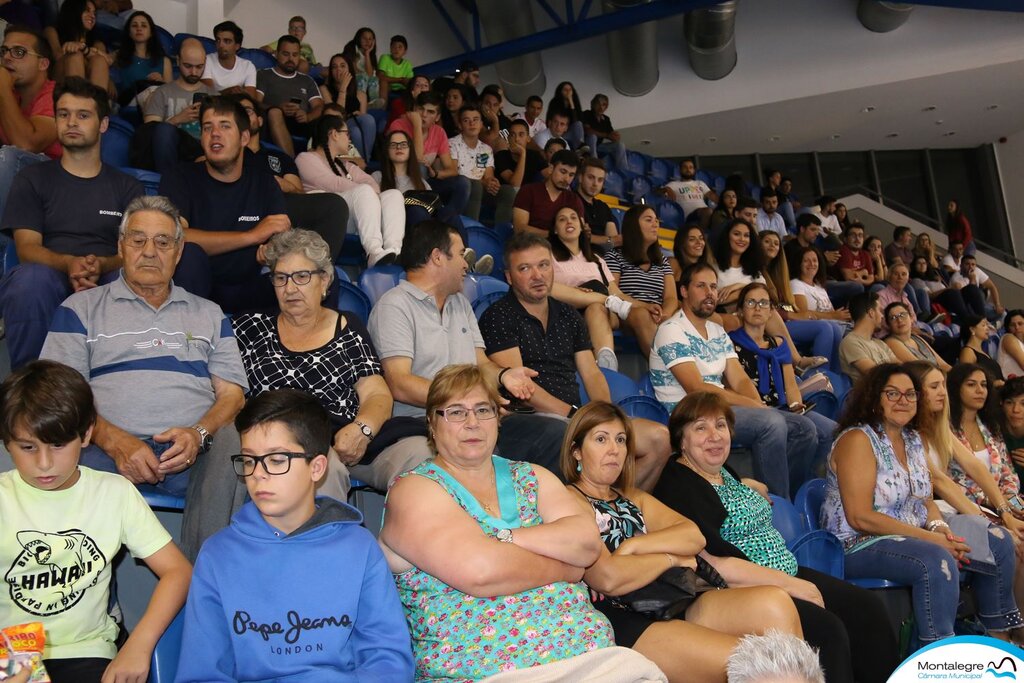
[159, 97, 290, 313]
[0, 77, 143, 368]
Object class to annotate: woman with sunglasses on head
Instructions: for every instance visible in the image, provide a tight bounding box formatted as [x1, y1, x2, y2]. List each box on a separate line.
[822, 363, 1024, 648]
[563, 401, 805, 683]
[884, 302, 950, 372]
[232, 230, 429, 502]
[998, 310, 1024, 380]
[959, 315, 1004, 385]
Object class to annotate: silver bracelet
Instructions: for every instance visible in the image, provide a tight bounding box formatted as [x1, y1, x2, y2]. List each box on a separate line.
[925, 519, 950, 533]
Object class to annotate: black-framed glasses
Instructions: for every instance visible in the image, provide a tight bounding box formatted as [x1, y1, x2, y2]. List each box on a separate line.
[231, 452, 312, 476]
[743, 299, 772, 310]
[270, 269, 323, 287]
[388, 141, 410, 150]
[123, 231, 178, 250]
[434, 405, 498, 423]
[0, 46, 43, 60]
[883, 389, 918, 403]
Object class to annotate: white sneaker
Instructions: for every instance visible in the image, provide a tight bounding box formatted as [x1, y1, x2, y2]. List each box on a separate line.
[473, 254, 494, 276]
[464, 248, 478, 271]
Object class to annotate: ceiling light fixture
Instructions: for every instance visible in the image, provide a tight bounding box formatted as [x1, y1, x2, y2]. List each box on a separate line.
[705, 136, 718, 143]
[885, 132, 899, 138]
[861, 106, 876, 113]
[986, 104, 999, 111]
[942, 131, 957, 137]
[640, 139, 651, 145]
[768, 135, 781, 142]
[830, 134, 841, 140]
[922, 105, 936, 112]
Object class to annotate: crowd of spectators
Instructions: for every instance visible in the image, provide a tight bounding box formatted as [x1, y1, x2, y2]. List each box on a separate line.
[0, 6, 1021, 683]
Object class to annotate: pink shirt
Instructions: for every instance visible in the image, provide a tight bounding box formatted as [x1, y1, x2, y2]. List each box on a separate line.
[0, 79, 60, 159]
[876, 285, 916, 337]
[553, 252, 614, 289]
[386, 118, 449, 164]
[295, 150, 380, 194]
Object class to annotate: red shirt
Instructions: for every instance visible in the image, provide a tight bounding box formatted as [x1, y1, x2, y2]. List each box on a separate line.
[837, 244, 873, 276]
[512, 181, 584, 232]
[386, 117, 449, 164]
[0, 79, 60, 159]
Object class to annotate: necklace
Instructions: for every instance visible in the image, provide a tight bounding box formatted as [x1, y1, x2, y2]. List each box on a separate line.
[681, 455, 724, 485]
[438, 458, 498, 513]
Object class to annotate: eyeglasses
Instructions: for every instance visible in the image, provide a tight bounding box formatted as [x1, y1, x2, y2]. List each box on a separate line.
[270, 269, 323, 287]
[231, 452, 312, 477]
[743, 299, 772, 310]
[883, 389, 918, 403]
[888, 312, 909, 321]
[388, 141, 410, 150]
[123, 231, 178, 250]
[0, 46, 43, 60]
[434, 404, 498, 423]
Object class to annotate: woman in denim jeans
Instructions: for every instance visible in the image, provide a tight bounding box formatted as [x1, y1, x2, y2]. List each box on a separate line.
[821, 363, 1024, 647]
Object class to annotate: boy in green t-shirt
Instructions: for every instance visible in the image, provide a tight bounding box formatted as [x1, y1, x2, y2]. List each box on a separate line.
[0, 361, 191, 683]
[261, 16, 319, 74]
[377, 35, 414, 94]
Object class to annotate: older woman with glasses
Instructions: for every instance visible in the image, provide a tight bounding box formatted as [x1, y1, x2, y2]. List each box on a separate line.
[232, 229, 429, 499]
[379, 365, 626, 681]
[822, 363, 1024, 647]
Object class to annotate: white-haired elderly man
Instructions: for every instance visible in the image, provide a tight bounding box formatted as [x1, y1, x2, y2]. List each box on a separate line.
[40, 194, 248, 561]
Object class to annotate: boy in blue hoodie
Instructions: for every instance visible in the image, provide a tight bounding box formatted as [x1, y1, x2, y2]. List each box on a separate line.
[175, 389, 413, 682]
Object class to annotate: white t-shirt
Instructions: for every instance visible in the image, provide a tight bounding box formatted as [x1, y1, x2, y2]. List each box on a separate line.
[811, 209, 842, 237]
[516, 114, 546, 140]
[717, 266, 764, 291]
[999, 335, 1024, 380]
[0, 467, 171, 660]
[663, 179, 712, 217]
[649, 311, 735, 411]
[790, 278, 835, 312]
[941, 253, 960, 272]
[950, 268, 990, 288]
[447, 136, 494, 181]
[203, 54, 257, 92]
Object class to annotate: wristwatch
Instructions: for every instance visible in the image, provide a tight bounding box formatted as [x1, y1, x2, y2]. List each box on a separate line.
[495, 528, 514, 543]
[354, 420, 374, 442]
[191, 424, 212, 454]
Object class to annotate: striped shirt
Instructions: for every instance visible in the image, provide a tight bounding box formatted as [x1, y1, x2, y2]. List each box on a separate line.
[604, 249, 671, 305]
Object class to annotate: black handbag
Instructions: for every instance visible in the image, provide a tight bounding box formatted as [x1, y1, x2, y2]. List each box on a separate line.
[614, 556, 728, 621]
[403, 190, 442, 215]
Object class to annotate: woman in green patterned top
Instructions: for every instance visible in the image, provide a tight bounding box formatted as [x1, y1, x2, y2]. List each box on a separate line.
[653, 392, 900, 683]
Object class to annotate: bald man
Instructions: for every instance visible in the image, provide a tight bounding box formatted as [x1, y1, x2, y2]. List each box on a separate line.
[137, 37, 218, 173]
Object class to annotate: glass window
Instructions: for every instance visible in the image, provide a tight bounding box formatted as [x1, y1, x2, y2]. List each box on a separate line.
[696, 155, 758, 197]
[876, 150, 933, 226]
[931, 147, 1011, 254]
[759, 153, 817, 207]
[818, 151, 872, 201]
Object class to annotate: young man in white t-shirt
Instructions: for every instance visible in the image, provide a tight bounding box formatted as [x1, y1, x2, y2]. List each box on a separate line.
[649, 262, 817, 498]
[202, 21, 257, 100]
[950, 253, 1003, 317]
[448, 103, 514, 221]
[658, 158, 717, 230]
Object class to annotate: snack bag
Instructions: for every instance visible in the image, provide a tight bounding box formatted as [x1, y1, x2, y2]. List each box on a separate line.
[0, 623, 49, 682]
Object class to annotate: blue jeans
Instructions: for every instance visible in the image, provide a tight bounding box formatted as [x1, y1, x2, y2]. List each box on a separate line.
[844, 526, 1020, 643]
[79, 439, 189, 496]
[905, 283, 930, 315]
[347, 113, 377, 160]
[584, 133, 628, 170]
[732, 406, 817, 498]
[565, 121, 585, 149]
[0, 145, 47, 228]
[0, 263, 118, 369]
[802, 409, 837, 479]
[429, 173, 471, 218]
[824, 280, 863, 309]
[787, 319, 843, 372]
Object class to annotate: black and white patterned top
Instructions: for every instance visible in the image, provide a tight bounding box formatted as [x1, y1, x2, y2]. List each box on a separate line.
[232, 311, 381, 431]
[604, 249, 671, 305]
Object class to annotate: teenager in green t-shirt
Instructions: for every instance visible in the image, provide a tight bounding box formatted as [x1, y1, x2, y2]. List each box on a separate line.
[377, 35, 413, 93]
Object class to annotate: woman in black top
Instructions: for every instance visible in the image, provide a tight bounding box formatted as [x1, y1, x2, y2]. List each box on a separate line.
[960, 315, 1004, 385]
[45, 0, 113, 92]
[322, 53, 378, 160]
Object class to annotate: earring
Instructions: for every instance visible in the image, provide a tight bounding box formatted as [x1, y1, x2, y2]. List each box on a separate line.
[576, 460, 582, 473]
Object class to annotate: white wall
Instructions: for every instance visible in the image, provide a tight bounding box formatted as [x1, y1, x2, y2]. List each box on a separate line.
[995, 133, 1024, 253]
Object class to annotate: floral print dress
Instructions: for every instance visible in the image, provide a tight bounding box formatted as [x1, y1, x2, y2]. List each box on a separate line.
[389, 456, 614, 682]
[950, 417, 1020, 504]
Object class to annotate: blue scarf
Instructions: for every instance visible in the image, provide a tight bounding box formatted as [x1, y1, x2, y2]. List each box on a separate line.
[729, 327, 793, 406]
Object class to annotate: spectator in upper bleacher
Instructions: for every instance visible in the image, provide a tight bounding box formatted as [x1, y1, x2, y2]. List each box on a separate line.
[136, 38, 215, 173]
[516, 93, 546, 143]
[839, 292, 897, 383]
[764, 167, 796, 229]
[297, 115, 402, 267]
[649, 262, 816, 497]
[945, 198, 976, 256]
[512, 148, 583, 237]
[112, 10, 170, 108]
[433, 58, 480, 105]
[376, 34, 413, 96]
[658, 158, 717, 230]
[836, 222, 877, 290]
[876, 261, 929, 337]
[495, 118, 547, 189]
[756, 185, 786, 238]
[202, 20, 257, 99]
[712, 218, 765, 313]
[581, 93, 627, 171]
[159, 96, 290, 313]
[883, 301, 950, 372]
[959, 316, 1004, 386]
[366, 220, 567, 483]
[834, 202, 851, 232]
[545, 80, 585, 150]
[0, 77, 142, 369]
[531, 108, 570, 152]
[341, 27, 383, 109]
[789, 246, 852, 327]
[998, 310, 1024, 380]
[780, 176, 801, 210]
[448, 103, 504, 222]
[810, 195, 842, 237]
[320, 53, 376, 160]
[576, 156, 620, 252]
[175, 388, 414, 683]
[0, 26, 60, 222]
[711, 195, 757, 247]
[952, 253, 1004, 319]
[44, 0, 112, 94]
[911, 254, 976, 321]
[709, 187, 737, 230]
[785, 213, 859, 308]
[884, 225, 915, 266]
[388, 90, 470, 219]
[257, 34, 323, 157]
[386, 72, 428, 127]
[478, 84, 511, 151]
[260, 15, 318, 75]
[40, 194, 249, 561]
[543, 136, 566, 162]
[440, 82, 466, 138]
[670, 224, 713, 280]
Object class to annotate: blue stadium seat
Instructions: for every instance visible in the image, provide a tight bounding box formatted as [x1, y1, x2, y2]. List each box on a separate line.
[101, 117, 135, 167]
[624, 151, 650, 177]
[695, 169, 714, 186]
[576, 368, 639, 404]
[712, 174, 726, 194]
[155, 25, 175, 57]
[140, 486, 185, 511]
[358, 265, 404, 306]
[617, 395, 669, 425]
[636, 373, 655, 397]
[337, 281, 371, 323]
[789, 530, 845, 579]
[460, 216, 486, 230]
[473, 291, 506, 319]
[239, 48, 275, 70]
[332, 265, 351, 284]
[610, 207, 625, 229]
[336, 234, 366, 267]
[149, 609, 184, 683]
[656, 201, 684, 229]
[750, 184, 761, 201]
[602, 169, 626, 200]
[3, 243, 19, 275]
[628, 175, 652, 203]
[120, 168, 162, 196]
[769, 494, 804, 539]
[462, 274, 508, 303]
[174, 33, 215, 54]
[493, 222, 514, 244]
[466, 225, 505, 277]
[649, 158, 674, 186]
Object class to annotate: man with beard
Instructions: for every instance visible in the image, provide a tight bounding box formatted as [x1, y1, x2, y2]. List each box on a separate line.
[256, 34, 322, 156]
[202, 21, 257, 99]
[138, 38, 217, 173]
[658, 158, 717, 229]
[158, 96, 290, 313]
[479, 232, 672, 489]
[649, 262, 817, 498]
[0, 77, 143, 368]
[576, 156, 619, 252]
[512, 149, 583, 236]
